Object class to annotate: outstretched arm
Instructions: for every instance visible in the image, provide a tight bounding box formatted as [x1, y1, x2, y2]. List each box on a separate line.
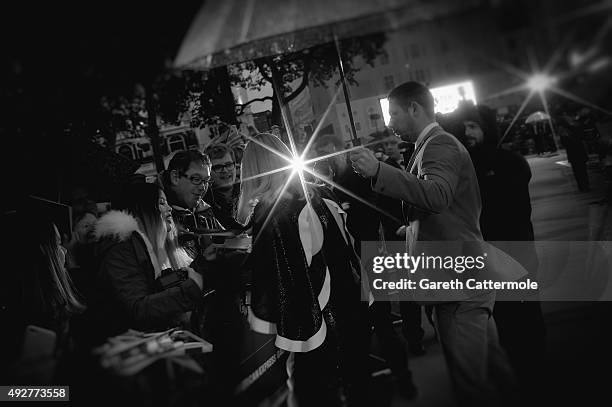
[351, 135, 463, 214]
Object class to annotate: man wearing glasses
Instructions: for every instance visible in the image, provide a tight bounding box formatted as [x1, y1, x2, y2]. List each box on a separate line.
[204, 144, 244, 231]
[163, 150, 246, 399]
[162, 150, 223, 259]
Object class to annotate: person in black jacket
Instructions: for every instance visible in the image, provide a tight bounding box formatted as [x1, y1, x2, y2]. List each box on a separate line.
[161, 150, 223, 259]
[314, 133, 417, 400]
[375, 131, 427, 357]
[461, 104, 546, 399]
[238, 133, 367, 406]
[162, 150, 247, 400]
[90, 182, 204, 343]
[558, 115, 590, 192]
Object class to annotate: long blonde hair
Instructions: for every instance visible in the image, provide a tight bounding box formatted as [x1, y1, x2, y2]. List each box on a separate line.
[236, 133, 297, 225]
[165, 218, 192, 269]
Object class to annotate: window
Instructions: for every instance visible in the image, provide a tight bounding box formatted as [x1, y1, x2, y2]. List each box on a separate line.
[136, 142, 153, 162]
[383, 75, 395, 91]
[118, 144, 134, 160]
[168, 134, 186, 153]
[411, 44, 420, 58]
[370, 114, 381, 129]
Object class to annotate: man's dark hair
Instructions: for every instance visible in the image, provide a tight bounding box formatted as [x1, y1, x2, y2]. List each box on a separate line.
[162, 150, 211, 190]
[388, 81, 435, 118]
[460, 104, 500, 147]
[167, 150, 211, 173]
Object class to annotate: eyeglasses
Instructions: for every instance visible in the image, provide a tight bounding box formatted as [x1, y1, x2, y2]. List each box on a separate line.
[181, 173, 212, 186]
[211, 162, 235, 173]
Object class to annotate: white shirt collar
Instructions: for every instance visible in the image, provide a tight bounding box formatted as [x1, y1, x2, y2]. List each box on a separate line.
[415, 122, 439, 146]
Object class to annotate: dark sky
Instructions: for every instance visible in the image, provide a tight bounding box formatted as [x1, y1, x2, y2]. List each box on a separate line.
[1, 2, 203, 207]
[2, 2, 202, 102]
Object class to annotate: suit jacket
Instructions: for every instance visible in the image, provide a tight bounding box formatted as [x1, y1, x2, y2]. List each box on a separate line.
[373, 125, 483, 242]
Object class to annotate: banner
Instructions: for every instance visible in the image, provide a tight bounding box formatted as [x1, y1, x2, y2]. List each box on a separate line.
[361, 241, 612, 302]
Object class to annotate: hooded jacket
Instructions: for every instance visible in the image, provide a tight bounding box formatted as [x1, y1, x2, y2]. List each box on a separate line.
[461, 106, 538, 278]
[89, 211, 202, 342]
[464, 105, 535, 242]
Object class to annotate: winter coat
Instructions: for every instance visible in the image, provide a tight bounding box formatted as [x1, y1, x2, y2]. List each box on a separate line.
[89, 211, 202, 342]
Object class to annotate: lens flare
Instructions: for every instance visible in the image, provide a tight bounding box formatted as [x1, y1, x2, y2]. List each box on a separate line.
[527, 73, 557, 93]
[291, 155, 306, 174]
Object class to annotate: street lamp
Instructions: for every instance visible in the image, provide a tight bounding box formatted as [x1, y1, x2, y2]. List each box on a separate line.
[527, 73, 557, 93]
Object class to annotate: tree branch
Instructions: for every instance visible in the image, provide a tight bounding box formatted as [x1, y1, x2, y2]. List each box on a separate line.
[285, 73, 309, 103]
[254, 59, 273, 84]
[285, 58, 311, 103]
[235, 96, 273, 115]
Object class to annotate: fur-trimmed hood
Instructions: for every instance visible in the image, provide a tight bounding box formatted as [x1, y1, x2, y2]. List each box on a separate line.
[94, 210, 165, 279]
[94, 210, 192, 279]
[95, 210, 139, 242]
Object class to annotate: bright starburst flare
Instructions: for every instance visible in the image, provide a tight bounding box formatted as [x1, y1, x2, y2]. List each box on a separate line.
[290, 154, 306, 174]
[526, 73, 557, 93]
[242, 1, 612, 247]
[495, 53, 612, 144]
[472, 1, 612, 145]
[245, 88, 401, 246]
[248, 77, 319, 245]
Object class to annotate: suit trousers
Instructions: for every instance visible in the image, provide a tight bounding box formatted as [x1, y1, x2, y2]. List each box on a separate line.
[434, 292, 517, 407]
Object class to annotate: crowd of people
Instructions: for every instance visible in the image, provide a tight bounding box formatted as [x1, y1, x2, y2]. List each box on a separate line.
[4, 79, 605, 407]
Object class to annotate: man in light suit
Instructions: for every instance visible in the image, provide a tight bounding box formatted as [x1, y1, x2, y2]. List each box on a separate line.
[350, 82, 515, 406]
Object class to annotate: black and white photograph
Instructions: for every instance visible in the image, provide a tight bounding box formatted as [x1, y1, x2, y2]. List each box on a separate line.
[1, 1, 612, 406]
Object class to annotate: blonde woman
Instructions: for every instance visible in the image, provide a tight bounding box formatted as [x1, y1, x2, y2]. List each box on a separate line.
[238, 133, 367, 406]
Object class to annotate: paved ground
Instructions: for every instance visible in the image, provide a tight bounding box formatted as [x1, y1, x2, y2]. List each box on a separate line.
[375, 151, 612, 407]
